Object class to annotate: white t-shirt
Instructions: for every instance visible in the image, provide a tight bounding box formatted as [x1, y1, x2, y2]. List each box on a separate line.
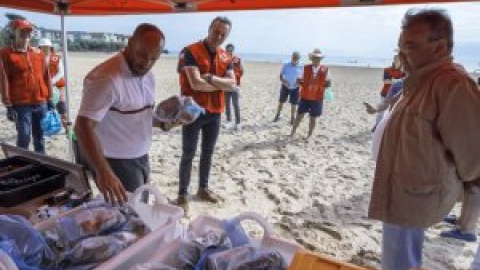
[312, 65, 331, 80]
[78, 53, 155, 159]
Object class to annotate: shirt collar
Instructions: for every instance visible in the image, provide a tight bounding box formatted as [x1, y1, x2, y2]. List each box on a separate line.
[403, 56, 453, 95]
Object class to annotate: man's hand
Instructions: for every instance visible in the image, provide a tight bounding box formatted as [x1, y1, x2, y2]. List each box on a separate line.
[281, 80, 289, 88]
[56, 101, 66, 115]
[95, 170, 128, 204]
[364, 102, 377, 114]
[6, 106, 17, 122]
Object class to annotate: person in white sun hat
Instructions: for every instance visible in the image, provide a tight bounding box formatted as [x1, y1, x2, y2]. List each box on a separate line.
[290, 48, 331, 140]
[38, 37, 67, 130]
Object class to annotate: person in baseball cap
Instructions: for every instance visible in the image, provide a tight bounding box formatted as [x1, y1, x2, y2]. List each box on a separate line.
[0, 18, 53, 153]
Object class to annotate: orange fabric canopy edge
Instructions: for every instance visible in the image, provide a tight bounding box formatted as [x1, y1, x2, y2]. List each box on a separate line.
[0, 0, 477, 15]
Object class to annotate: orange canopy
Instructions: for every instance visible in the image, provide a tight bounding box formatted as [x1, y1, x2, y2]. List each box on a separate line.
[0, 0, 476, 15]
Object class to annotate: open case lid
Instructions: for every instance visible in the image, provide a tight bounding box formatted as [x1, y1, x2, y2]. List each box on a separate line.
[1, 143, 91, 195]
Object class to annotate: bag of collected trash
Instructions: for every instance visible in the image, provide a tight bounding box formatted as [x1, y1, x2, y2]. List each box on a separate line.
[41, 110, 62, 136]
[206, 245, 286, 270]
[154, 95, 205, 125]
[0, 215, 55, 270]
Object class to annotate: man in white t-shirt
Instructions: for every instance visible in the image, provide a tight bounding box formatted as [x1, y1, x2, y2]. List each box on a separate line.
[75, 24, 166, 203]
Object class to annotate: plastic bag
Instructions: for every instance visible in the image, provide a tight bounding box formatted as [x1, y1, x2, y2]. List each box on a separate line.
[41, 110, 62, 136]
[0, 249, 19, 270]
[0, 215, 55, 270]
[324, 87, 334, 102]
[206, 245, 286, 270]
[51, 86, 60, 105]
[154, 95, 205, 125]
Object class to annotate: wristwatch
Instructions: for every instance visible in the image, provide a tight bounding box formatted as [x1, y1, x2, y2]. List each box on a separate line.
[205, 74, 213, 84]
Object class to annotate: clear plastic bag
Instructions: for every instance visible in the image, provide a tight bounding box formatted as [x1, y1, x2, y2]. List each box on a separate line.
[324, 87, 334, 102]
[154, 95, 205, 125]
[206, 245, 286, 270]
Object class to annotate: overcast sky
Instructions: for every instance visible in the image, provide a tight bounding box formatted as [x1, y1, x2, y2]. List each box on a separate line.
[1, 2, 479, 62]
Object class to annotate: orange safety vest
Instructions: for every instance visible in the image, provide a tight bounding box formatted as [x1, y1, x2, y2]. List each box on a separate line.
[49, 53, 65, 88]
[380, 67, 404, 97]
[179, 41, 232, 113]
[0, 46, 50, 105]
[300, 64, 328, 101]
[232, 56, 242, 86]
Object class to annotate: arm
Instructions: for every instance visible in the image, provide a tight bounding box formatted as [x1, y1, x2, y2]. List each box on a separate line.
[43, 55, 53, 101]
[75, 76, 127, 203]
[74, 117, 127, 203]
[184, 66, 223, 92]
[437, 78, 480, 182]
[325, 69, 332, 88]
[51, 60, 64, 86]
[207, 69, 236, 92]
[238, 59, 244, 77]
[279, 65, 289, 87]
[0, 53, 11, 106]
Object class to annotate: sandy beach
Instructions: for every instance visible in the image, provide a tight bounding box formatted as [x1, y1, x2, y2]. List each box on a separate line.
[0, 52, 476, 269]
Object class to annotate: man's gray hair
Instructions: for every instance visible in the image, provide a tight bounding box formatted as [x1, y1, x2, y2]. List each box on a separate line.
[402, 8, 453, 52]
[209, 16, 232, 30]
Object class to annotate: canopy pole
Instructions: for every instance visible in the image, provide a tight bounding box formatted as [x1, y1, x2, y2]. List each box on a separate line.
[60, 13, 74, 162]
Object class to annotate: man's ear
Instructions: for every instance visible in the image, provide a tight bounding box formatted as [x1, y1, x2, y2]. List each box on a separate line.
[435, 39, 449, 56]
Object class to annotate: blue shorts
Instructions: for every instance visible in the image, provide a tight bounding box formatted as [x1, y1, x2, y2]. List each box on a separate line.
[279, 86, 299, 105]
[298, 99, 323, 117]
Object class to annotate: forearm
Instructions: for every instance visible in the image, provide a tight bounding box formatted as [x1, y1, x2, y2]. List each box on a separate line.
[0, 61, 11, 106]
[209, 75, 236, 91]
[44, 72, 53, 100]
[74, 117, 113, 176]
[192, 79, 221, 92]
[52, 63, 64, 85]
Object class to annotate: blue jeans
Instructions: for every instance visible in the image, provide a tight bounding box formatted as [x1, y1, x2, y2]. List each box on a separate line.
[382, 223, 425, 270]
[12, 104, 47, 154]
[179, 112, 221, 196]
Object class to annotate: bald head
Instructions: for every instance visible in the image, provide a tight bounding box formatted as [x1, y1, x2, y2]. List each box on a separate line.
[125, 23, 165, 76]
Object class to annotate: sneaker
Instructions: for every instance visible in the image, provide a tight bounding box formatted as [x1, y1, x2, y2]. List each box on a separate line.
[273, 115, 280, 122]
[443, 215, 457, 225]
[197, 188, 221, 203]
[235, 123, 242, 132]
[440, 228, 477, 242]
[175, 195, 189, 212]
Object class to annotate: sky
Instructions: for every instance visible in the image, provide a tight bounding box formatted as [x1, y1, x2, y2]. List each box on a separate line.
[1, 2, 479, 64]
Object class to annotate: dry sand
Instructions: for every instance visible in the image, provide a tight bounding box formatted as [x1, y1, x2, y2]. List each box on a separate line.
[0, 52, 476, 269]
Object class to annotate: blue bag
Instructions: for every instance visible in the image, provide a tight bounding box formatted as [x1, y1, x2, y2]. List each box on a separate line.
[41, 110, 62, 136]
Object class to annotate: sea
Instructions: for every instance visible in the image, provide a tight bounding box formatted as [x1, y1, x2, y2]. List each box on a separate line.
[168, 51, 480, 73]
